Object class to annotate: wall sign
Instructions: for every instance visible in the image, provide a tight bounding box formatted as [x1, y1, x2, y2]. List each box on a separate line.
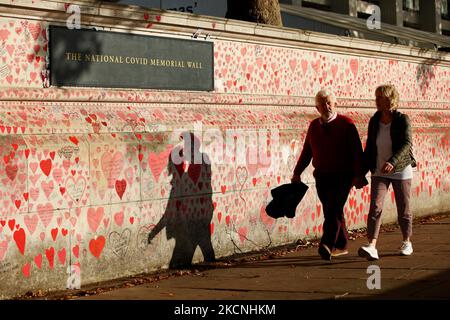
[49, 26, 214, 91]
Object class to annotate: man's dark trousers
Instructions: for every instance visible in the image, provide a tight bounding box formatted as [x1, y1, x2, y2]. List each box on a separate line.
[315, 173, 353, 250]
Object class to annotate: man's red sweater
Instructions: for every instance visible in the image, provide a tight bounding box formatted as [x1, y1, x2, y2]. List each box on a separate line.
[294, 114, 363, 177]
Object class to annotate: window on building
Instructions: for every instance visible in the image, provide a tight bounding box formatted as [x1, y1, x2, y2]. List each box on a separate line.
[364, 0, 380, 5]
[442, 0, 450, 20]
[302, 0, 330, 4]
[403, 0, 419, 11]
[302, 0, 331, 11]
[357, 12, 371, 20]
[358, 1, 380, 19]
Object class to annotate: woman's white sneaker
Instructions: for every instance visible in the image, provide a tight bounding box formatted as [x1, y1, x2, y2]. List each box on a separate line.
[358, 245, 379, 260]
[400, 241, 413, 256]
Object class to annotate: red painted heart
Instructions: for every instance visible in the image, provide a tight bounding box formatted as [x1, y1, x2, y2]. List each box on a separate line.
[13, 228, 26, 255]
[39, 158, 52, 176]
[115, 179, 127, 200]
[45, 247, 55, 269]
[89, 236, 105, 258]
[5, 164, 18, 181]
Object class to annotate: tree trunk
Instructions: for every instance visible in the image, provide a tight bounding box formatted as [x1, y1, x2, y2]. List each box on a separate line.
[226, 0, 283, 27]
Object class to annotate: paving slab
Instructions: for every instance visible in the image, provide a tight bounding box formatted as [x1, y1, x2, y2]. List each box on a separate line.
[75, 214, 450, 300]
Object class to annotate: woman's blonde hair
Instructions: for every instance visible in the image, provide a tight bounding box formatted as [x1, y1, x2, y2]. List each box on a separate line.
[376, 84, 399, 111]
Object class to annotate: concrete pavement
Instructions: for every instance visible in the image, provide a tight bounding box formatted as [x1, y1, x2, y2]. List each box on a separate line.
[58, 212, 450, 301]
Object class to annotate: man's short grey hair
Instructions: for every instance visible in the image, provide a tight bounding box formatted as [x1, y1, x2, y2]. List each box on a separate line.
[315, 88, 336, 103]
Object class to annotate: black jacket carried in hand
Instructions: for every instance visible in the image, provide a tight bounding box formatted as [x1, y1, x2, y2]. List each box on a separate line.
[265, 182, 309, 219]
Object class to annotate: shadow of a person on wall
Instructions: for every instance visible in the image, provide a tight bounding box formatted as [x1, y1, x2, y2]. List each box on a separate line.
[147, 131, 215, 268]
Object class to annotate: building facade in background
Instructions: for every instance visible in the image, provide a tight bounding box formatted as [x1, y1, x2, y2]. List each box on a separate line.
[282, 0, 450, 35]
[117, 0, 450, 49]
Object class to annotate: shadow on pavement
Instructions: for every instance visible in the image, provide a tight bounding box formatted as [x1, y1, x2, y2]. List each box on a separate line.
[357, 268, 450, 300]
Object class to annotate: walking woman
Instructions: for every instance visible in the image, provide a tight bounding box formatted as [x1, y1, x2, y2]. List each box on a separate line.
[358, 84, 416, 260]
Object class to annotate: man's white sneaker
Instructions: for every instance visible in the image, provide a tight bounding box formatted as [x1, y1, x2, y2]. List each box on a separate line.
[358, 245, 379, 260]
[400, 241, 413, 256]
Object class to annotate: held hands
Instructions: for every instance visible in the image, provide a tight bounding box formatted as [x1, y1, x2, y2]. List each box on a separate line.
[382, 162, 394, 174]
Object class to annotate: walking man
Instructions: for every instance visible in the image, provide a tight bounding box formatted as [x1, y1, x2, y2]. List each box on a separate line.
[292, 89, 367, 260]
